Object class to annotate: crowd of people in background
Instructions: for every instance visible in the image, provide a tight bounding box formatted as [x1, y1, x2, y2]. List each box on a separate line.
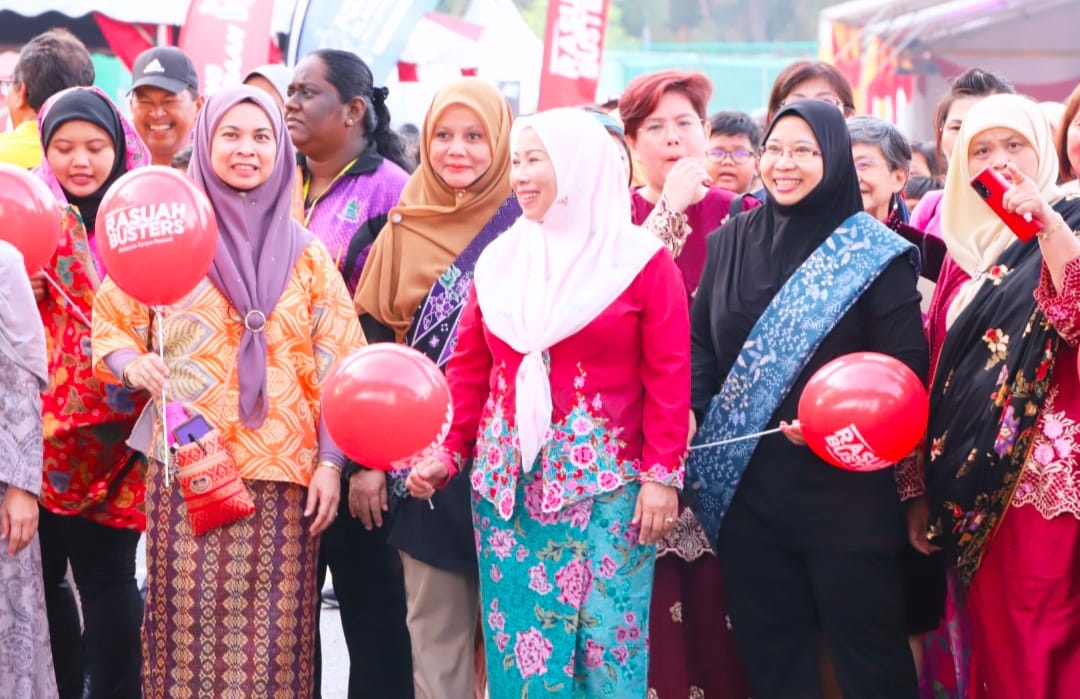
[0, 22, 1078, 699]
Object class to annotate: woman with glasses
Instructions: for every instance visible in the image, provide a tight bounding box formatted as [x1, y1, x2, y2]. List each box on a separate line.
[848, 116, 912, 228]
[618, 70, 755, 699]
[618, 71, 757, 299]
[689, 100, 926, 698]
[705, 110, 760, 195]
[765, 61, 856, 124]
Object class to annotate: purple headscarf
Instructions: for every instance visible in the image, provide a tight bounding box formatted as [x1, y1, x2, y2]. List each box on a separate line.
[187, 86, 313, 429]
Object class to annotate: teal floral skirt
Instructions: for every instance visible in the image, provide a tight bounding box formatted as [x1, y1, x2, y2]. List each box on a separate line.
[474, 468, 656, 697]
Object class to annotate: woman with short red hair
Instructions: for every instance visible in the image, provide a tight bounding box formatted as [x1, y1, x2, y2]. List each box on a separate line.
[619, 69, 754, 699]
[620, 71, 757, 299]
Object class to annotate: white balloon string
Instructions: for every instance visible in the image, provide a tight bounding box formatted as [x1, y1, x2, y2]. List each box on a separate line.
[688, 427, 784, 450]
[156, 307, 170, 488]
[40, 270, 92, 328]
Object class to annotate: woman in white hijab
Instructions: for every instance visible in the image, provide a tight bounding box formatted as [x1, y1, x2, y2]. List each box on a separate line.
[408, 108, 690, 696]
[0, 240, 57, 696]
[915, 93, 1080, 698]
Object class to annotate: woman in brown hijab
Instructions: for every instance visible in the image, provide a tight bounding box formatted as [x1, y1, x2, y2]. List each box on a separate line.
[353, 77, 519, 699]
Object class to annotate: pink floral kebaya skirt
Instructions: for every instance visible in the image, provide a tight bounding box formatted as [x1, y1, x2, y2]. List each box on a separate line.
[473, 468, 655, 697]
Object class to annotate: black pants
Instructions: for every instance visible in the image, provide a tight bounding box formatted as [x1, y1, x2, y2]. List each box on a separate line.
[719, 532, 918, 699]
[39, 508, 143, 699]
[313, 492, 413, 699]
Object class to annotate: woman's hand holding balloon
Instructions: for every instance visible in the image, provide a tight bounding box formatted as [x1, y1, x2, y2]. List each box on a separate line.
[406, 455, 450, 500]
[779, 419, 806, 446]
[122, 353, 170, 395]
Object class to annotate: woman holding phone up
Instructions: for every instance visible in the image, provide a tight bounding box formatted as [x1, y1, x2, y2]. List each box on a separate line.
[913, 93, 1080, 697]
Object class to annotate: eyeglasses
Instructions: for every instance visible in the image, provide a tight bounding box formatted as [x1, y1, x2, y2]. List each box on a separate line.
[854, 158, 890, 173]
[761, 144, 821, 162]
[779, 94, 845, 110]
[639, 116, 704, 139]
[707, 148, 755, 163]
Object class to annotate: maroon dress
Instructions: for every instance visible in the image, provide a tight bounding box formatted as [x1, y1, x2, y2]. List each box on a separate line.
[631, 186, 754, 698]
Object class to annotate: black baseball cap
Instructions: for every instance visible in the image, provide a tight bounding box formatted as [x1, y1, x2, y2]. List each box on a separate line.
[130, 47, 199, 94]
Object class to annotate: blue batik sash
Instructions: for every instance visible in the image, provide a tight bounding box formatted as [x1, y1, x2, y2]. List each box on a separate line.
[686, 212, 917, 548]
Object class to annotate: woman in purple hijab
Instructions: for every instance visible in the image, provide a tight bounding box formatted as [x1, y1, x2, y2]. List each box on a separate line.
[92, 86, 365, 698]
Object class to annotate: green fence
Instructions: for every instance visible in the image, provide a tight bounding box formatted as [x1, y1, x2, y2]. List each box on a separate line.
[600, 42, 818, 114]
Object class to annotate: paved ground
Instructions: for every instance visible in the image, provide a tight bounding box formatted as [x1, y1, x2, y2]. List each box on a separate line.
[318, 596, 350, 698]
[135, 538, 350, 697]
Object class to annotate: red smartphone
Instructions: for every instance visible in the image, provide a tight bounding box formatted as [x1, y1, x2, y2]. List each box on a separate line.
[969, 167, 1043, 242]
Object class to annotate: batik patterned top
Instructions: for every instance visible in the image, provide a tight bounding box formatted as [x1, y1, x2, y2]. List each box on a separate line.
[901, 254, 1080, 522]
[40, 207, 147, 530]
[442, 251, 690, 520]
[92, 241, 364, 485]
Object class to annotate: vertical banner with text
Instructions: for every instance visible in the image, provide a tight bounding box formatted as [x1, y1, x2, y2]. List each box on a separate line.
[178, 0, 275, 95]
[537, 0, 611, 110]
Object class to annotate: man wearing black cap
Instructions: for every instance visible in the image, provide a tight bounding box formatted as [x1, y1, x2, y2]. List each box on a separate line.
[128, 46, 204, 166]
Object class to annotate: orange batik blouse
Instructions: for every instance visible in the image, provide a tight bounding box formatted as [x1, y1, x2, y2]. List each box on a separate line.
[92, 241, 364, 485]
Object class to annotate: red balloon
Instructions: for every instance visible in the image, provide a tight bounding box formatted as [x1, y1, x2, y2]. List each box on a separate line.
[0, 163, 62, 273]
[797, 352, 928, 472]
[322, 344, 453, 471]
[95, 166, 217, 307]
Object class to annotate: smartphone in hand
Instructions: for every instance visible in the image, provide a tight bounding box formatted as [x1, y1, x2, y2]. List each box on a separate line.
[970, 167, 1043, 242]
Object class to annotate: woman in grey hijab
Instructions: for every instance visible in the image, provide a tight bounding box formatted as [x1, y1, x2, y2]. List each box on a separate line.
[0, 240, 57, 697]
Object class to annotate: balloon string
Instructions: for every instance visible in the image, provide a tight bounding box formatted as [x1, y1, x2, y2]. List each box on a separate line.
[40, 271, 92, 328]
[689, 427, 784, 450]
[156, 307, 170, 489]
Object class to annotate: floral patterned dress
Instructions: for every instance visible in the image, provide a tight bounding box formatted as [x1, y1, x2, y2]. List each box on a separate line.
[39, 207, 147, 529]
[910, 238, 1080, 698]
[442, 252, 689, 697]
[962, 257, 1080, 697]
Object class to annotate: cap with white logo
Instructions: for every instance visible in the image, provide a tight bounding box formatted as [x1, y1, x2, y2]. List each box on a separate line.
[130, 47, 200, 95]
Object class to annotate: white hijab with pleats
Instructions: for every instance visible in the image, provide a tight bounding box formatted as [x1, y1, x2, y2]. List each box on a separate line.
[473, 108, 662, 470]
[940, 94, 1063, 327]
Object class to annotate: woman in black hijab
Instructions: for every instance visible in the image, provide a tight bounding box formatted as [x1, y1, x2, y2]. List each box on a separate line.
[688, 100, 927, 698]
[33, 87, 150, 699]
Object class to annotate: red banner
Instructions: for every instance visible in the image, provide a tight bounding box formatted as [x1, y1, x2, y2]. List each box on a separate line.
[537, 0, 611, 110]
[178, 0, 274, 95]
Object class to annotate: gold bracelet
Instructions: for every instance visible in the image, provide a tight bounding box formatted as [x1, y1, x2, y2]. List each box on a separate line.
[120, 362, 138, 390]
[317, 460, 343, 474]
[1038, 216, 1068, 242]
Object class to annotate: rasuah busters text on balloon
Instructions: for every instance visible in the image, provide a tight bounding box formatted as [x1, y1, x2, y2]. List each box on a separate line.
[103, 203, 190, 251]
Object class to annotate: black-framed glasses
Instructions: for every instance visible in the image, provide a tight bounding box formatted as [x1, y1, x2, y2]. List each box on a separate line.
[707, 148, 755, 163]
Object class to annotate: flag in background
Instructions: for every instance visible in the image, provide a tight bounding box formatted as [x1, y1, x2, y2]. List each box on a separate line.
[179, 0, 275, 95]
[289, 0, 439, 85]
[538, 0, 611, 110]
